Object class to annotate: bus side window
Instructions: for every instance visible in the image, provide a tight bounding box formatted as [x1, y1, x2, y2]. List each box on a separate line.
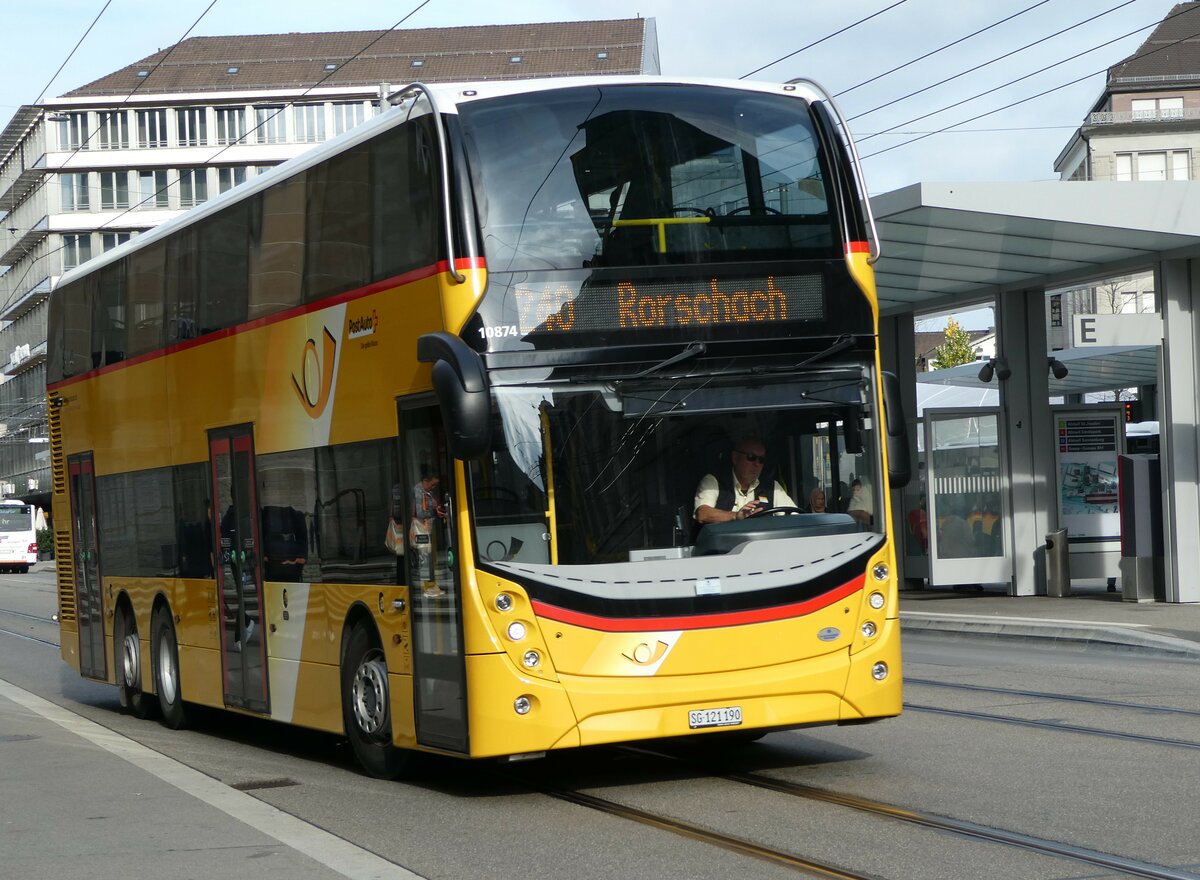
[373, 117, 442, 279]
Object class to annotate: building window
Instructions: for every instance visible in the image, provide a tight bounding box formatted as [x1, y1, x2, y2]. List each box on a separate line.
[218, 166, 247, 193]
[214, 107, 246, 145]
[56, 112, 89, 150]
[293, 104, 326, 143]
[138, 169, 170, 208]
[178, 168, 209, 207]
[62, 233, 92, 269]
[60, 172, 90, 211]
[1130, 96, 1184, 120]
[333, 102, 367, 136]
[1116, 150, 1191, 181]
[101, 232, 132, 252]
[176, 108, 208, 147]
[137, 109, 168, 148]
[255, 106, 287, 144]
[96, 110, 129, 149]
[99, 171, 130, 210]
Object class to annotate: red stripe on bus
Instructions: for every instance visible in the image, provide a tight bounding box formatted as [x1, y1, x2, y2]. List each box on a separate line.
[46, 257, 487, 391]
[530, 575, 866, 632]
[845, 241, 870, 254]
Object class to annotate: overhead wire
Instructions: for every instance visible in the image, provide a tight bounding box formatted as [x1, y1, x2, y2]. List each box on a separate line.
[860, 13, 1200, 161]
[849, 0, 1144, 124]
[2, 0, 434, 314]
[834, 0, 1052, 98]
[739, 0, 908, 80]
[33, 0, 113, 105]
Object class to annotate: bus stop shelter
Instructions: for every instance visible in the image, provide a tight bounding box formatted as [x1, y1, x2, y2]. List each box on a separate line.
[871, 180, 1200, 603]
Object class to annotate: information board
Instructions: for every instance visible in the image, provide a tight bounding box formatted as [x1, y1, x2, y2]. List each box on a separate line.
[1054, 407, 1123, 540]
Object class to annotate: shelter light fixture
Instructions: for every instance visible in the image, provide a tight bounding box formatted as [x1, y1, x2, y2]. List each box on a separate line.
[978, 357, 1011, 383]
[1048, 357, 1069, 380]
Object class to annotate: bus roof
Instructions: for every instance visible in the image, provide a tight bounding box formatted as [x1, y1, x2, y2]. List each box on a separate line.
[54, 75, 830, 290]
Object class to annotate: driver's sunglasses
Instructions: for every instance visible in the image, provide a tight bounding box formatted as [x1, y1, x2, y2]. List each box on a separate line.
[735, 450, 766, 463]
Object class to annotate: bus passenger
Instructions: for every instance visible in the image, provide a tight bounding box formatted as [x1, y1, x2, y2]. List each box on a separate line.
[693, 436, 797, 524]
[847, 478, 873, 526]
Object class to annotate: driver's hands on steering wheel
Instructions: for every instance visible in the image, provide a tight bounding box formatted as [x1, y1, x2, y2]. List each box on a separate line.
[735, 501, 765, 521]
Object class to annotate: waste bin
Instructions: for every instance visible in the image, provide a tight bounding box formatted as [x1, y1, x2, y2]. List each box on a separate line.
[1045, 529, 1070, 597]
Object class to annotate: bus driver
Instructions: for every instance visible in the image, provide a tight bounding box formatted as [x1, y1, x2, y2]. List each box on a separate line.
[694, 436, 798, 524]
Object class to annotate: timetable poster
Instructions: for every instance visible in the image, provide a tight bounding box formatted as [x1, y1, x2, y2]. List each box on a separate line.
[1055, 410, 1122, 539]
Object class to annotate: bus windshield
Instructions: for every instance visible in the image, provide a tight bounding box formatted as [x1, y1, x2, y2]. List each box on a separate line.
[469, 365, 883, 591]
[458, 83, 838, 272]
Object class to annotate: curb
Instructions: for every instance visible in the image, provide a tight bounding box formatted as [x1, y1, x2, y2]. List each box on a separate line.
[900, 612, 1200, 659]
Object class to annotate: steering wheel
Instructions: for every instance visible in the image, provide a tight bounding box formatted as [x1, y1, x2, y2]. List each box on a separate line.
[746, 505, 803, 518]
[726, 206, 783, 216]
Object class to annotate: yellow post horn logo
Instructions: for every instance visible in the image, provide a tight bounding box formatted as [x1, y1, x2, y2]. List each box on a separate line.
[292, 328, 337, 418]
[622, 640, 670, 666]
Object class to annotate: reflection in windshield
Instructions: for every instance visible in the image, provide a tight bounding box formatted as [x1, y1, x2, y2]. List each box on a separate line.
[469, 372, 882, 575]
[458, 84, 836, 272]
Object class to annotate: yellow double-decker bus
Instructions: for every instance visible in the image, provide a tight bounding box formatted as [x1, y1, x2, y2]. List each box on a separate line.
[49, 76, 910, 777]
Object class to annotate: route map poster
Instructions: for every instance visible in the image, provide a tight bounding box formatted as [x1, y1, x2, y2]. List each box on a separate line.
[1055, 409, 1123, 540]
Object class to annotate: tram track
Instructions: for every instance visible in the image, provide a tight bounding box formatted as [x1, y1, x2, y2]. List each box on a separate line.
[907, 676, 1200, 717]
[0, 622, 58, 648]
[905, 702, 1200, 751]
[501, 744, 1199, 880]
[0, 606, 57, 626]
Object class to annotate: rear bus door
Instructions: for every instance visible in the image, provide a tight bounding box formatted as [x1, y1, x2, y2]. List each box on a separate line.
[68, 454, 105, 680]
[209, 426, 269, 713]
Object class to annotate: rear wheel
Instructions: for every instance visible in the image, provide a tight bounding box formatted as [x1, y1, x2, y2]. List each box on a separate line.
[152, 607, 189, 729]
[341, 622, 409, 779]
[114, 607, 151, 719]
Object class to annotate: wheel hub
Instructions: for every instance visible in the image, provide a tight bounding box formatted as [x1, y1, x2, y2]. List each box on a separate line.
[122, 632, 139, 688]
[351, 652, 389, 738]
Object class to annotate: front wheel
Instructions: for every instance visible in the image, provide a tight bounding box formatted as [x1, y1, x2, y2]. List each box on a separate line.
[341, 623, 409, 779]
[152, 607, 189, 729]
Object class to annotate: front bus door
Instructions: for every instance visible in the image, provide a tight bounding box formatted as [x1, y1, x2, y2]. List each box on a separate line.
[398, 402, 467, 753]
[209, 427, 269, 713]
[68, 454, 105, 680]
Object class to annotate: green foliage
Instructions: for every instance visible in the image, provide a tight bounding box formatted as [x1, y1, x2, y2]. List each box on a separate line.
[931, 318, 977, 370]
[36, 528, 53, 558]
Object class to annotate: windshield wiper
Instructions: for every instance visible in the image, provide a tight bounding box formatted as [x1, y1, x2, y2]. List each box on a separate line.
[628, 342, 706, 379]
[795, 334, 855, 369]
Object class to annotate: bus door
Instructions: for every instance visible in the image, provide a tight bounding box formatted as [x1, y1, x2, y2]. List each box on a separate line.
[398, 402, 467, 753]
[209, 427, 269, 713]
[67, 454, 105, 680]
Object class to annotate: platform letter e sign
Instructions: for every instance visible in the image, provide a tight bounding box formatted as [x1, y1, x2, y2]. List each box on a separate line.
[292, 328, 336, 419]
[1079, 316, 1097, 344]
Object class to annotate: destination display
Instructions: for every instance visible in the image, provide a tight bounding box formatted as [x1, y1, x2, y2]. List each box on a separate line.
[477, 273, 826, 344]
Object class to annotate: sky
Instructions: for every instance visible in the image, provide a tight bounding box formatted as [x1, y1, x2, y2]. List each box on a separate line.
[2, 0, 1184, 193]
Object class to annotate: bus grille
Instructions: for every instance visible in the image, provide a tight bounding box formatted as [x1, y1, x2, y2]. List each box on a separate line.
[55, 530, 75, 622]
[49, 399, 65, 495]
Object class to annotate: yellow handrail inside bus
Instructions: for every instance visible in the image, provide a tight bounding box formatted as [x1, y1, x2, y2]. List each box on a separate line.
[610, 216, 711, 253]
[539, 404, 559, 565]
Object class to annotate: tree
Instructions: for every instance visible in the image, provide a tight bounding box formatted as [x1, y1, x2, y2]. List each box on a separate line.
[931, 318, 977, 370]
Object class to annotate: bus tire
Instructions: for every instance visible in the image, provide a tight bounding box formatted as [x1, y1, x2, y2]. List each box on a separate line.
[341, 622, 408, 779]
[152, 606, 189, 730]
[115, 606, 152, 719]
[17, 565, 28, 574]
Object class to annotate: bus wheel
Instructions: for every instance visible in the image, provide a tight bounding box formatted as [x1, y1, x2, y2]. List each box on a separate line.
[115, 607, 151, 719]
[341, 623, 408, 779]
[152, 607, 189, 730]
[17, 565, 28, 574]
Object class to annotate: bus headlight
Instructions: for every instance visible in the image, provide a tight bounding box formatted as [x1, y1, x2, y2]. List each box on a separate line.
[873, 563, 889, 581]
[872, 662, 889, 681]
[868, 592, 886, 610]
[495, 593, 514, 612]
[522, 650, 541, 668]
[507, 621, 527, 641]
[861, 621, 877, 638]
[514, 695, 532, 715]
